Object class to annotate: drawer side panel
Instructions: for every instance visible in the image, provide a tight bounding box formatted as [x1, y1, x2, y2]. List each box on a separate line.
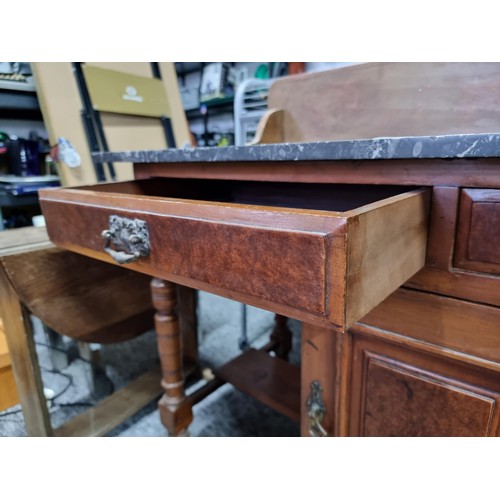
[345, 189, 431, 329]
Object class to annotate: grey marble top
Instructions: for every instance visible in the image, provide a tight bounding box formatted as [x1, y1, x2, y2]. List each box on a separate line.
[92, 133, 500, 164]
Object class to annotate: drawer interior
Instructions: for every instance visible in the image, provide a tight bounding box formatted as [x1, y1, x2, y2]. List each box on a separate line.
[83, 178, 416, 213]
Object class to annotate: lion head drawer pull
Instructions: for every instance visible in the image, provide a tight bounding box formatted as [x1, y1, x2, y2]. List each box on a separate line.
[101, 215, 150, 265]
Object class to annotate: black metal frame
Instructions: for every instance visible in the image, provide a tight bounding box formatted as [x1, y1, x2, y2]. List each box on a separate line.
[72, 62, 177, 183]
[150, 63, 177, 149]
[72, 62, 114, 182]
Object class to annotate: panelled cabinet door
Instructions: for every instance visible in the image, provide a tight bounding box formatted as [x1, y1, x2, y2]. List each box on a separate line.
[349, 332, 500, 437]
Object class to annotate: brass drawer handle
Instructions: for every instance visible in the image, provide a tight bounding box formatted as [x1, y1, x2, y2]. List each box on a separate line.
[101, 215, 150, 265]
[307, 380, 328, 437]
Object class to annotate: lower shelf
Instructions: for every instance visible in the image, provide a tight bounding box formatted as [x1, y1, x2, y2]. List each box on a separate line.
[54, 360, 198, 437]
[54, 366, 163, 437]
[215, 348, 301, 422]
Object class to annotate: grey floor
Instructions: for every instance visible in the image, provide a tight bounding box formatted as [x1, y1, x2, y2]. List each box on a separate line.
[0, 292, 301, 437]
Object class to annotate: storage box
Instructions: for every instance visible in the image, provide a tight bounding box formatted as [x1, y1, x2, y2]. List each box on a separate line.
[200, 63, 232, 102]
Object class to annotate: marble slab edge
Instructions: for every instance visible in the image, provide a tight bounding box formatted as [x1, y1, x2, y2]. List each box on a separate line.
[92, 133, 500, 164]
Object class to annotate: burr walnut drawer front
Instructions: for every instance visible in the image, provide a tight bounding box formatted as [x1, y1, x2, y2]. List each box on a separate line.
[39, 178, 430, 331]
[455, 189, 500, 276]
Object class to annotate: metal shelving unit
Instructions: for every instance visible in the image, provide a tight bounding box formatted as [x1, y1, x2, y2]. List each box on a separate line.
[0, 81, 42, 119]
[176, 62, 240, 145]
[234, 78, 275, 146]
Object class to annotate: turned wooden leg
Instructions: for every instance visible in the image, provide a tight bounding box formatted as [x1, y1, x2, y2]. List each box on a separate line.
[177, 285, 198, 368]
[270, 314, 292, 360]
[151, 278, 193, 436]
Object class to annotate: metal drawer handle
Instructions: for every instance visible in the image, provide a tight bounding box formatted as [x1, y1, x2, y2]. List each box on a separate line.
[101, 215, 150, 265]
[307, 380, 328, 437]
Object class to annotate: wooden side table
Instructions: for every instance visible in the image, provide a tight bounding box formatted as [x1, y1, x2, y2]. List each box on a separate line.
[0, 226, 197, 436]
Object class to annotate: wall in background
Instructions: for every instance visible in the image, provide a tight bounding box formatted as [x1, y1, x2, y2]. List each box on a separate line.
[305, 62, 362, 72]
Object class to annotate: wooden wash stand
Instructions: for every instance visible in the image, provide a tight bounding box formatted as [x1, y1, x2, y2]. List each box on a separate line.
[0, 226, 198, 436]
[40, 63, 500, 436]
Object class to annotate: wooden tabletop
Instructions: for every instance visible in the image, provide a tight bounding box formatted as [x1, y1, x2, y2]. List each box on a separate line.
[0, 226, 53, 257]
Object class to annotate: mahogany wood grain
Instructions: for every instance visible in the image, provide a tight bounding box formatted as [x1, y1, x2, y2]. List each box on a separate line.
[349, 332, 500, 436]
[21, 244, 331, 331]
[215, 348, 301, 422]
[407, 267, 500, 309]
[468, 203, 500, 264]
[134, 158, 500, 189]
[42, 179, 413, 223]
[334, 331, 352, 437]
[187, 376, 225, 406]
[268, 63, 500, 142]
[41, 181, 353, 230]
[41, 198, 330, 316]
[455, 189, 500, 275]
[177, 285, 198, 367]
[425, 187, 460, 269]
[405, 187, 500, 307]
[359, 288, 500, 368]
[152, 279, 192, 436]
[300, 323, 338, 436]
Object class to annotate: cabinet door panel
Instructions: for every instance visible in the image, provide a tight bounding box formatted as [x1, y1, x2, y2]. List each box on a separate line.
[350, 334, 500, 436]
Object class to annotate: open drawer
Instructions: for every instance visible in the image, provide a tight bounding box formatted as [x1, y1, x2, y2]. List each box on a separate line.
[39, 179, 430, 332]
